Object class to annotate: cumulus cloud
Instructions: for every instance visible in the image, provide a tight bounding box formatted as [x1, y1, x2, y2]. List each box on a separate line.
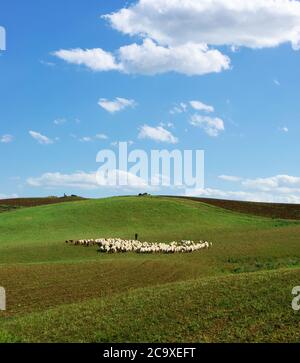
[170, 100, 215, 115]
[190, 100, 214, 113]
[242, 175, 300, 192]
[118, 39, 230, 75]
[54, 40, 229, 76]
[98, 97, 136, 113]
[169, 100, 224, 137]
[26, 169, 184, 193]
[138, 124, 178, 143]
[29, 131, 54, 145]
[53, 48, 121, 71]
[189, 174, 300, 203]
[171, 100, 214, 114]
[105, 0, 300, 50]
[27, 170, 149, 190]
[190, 114, 225, 137]
[0, 134, 13, 143]
[186, 187, 300, 204]
[27, 171, 100, 190]
[53, 0, 300, 77]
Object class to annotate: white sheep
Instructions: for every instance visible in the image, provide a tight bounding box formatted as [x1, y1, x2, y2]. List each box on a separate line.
[66, 237, 213, 254]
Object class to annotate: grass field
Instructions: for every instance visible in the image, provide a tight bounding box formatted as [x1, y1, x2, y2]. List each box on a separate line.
[0, 196, 299, 342]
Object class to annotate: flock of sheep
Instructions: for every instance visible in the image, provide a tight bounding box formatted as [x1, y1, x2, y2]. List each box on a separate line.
[65, 238, 212, 254]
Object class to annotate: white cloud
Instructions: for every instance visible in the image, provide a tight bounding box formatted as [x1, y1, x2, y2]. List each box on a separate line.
[189, 174, 300, 203]
[27, 170, 149, 190]
[54, 0, 300, 77]
[105, 0, 300, 50]
[190, 100, 214, 113]
[242, 175, 300, 192]
[26, 169, 184, 193]
[117, 38, 230, 76]
[186, 187, 300, 204]
[29, 131, 54, 145]
[171, 100, 214, 114]
[190, 114, 225, 137]
[0, 134, 13, 143]
[53, 48, 121, 71]
[27, 171, 100, 190]
[98, 97, 136, 113]
[54, 40, 230, 76]
[218, 175, 242, 182]
[138, 124, 178, 144]
[219, 174, 300, 193]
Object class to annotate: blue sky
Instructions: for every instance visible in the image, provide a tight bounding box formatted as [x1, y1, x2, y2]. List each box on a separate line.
[1, 0, 300, 202]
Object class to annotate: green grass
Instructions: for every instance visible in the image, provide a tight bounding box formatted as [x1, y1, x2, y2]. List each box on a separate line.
[1, 268, 300, 343]
[0, 196, 299, 342]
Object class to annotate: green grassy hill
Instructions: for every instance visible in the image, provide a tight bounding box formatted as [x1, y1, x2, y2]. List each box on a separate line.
[0, 196, 299, 342]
